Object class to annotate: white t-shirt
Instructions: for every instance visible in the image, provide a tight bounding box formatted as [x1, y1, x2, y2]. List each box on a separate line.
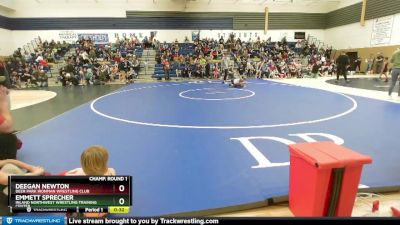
[65, 167, 116, 176]
[233, 78, 240, 85]
[35, 55, 43, 62]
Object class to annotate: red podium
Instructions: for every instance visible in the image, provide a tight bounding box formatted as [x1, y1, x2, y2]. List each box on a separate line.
[289, 142, 372, 217]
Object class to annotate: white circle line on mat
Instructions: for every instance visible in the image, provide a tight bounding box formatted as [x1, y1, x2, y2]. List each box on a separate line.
[90, 83, 358, 129]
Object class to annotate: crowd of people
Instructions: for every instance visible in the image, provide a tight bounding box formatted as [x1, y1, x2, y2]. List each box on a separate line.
[154, 35, 399, 87]
[1, 39, 71, 89]
[0, 33, 397, 90]
[155, 34, 337, 81]
[58, 37, 142, 86]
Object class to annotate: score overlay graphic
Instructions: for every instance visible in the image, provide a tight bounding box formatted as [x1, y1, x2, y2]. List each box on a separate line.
[8, 176, 132, 213]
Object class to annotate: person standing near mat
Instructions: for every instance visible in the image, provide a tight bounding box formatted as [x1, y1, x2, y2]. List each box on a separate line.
[221, 54, 231, 83]
[379, 57, 389, 82]
[335, 52, 350, 83]
[375, 52, 384, 76]
[162, 57, 171, 81]
[354, 56, 362, 74]
[388, 48, 400, 99]
[0, 83, 22, 161]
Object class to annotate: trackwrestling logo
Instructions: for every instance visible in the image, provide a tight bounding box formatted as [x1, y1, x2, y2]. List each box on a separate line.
[1, 217, 64, 225]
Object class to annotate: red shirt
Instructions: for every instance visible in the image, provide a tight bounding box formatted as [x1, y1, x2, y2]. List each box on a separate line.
[40, 60, 49, 67]
[162, 60, 170, 70]
[0, 115, 4, 125]
[114, 56, 121, 63]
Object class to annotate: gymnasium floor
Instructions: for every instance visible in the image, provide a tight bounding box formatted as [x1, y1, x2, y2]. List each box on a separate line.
[9, 75, 400, 217]
[326, 77, 400, 92]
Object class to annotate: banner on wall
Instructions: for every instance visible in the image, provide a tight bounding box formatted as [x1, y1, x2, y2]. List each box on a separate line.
[77, 33, 109, 44]
[370, 15, 394, 46]
[191, 31, 200, 41]
[217, 31, 261, 40]
[59, 31, 77, 43]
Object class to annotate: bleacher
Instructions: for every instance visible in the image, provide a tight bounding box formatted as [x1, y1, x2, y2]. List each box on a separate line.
[120, 47, 144, 58]
[152, 63, 180, 79]
[177, 43, 195, 56]
[152, 41, 300, 79]
[71, 44, 144, 58]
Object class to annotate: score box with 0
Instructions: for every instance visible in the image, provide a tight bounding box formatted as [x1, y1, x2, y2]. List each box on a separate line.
[8, 176, 132, 213]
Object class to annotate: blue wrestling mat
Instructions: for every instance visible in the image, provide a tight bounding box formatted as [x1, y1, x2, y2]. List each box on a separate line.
[17, 79, 400, 216]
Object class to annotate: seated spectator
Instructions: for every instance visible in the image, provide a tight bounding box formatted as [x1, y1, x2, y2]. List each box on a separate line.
[118, 58, 130, 82]
[39, 59, 49, 68]
[259, 61, 270, 79]
[35, 54, 44, 63]
[10, 72, 20, 89]
[268, 62, 278, 78]
[0, 159, 45, 194]
[288, 64, 298, 78]
[246, 61, 255, 76]
[311, 61, 322, 78]
[99, 64, 110, 82]
[111, 63, 119, 80]
[126, 67, 137, 83]
[131, 55, 140, 74]
[38, 70, 48, 87]
[0, 158, 45, 216]
[84, 68, 93, 85]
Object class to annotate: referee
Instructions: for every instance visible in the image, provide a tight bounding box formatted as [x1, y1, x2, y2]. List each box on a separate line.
[336, 52, 350, 83]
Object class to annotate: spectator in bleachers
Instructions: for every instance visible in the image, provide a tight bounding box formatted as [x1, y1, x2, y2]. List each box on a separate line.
[99, 64, 111, 82]
[162, 57, 171, 80]
[131, 55, 140, 75]
[35, 54, 44, 63]
[150, 33, 355, 81]
[127, 67, 137, 83]
[37, 70, 48, 87]
[311, 61, 322, 78]
[84, 67, 93, 85]
[118, 58, 131, 82]
[213, 63, 220, 79]
[110, 63, 119, 81]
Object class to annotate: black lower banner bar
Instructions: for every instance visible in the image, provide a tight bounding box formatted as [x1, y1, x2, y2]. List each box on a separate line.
[65, 217, 400, 225]
[1, 216, 399, 225]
